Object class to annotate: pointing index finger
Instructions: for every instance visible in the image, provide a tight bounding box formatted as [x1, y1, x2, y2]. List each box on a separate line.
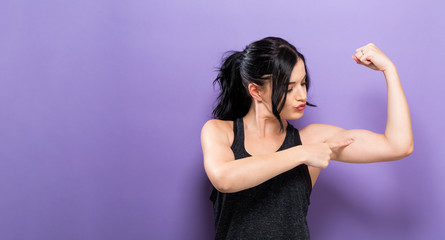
[328, 138, 354, 150]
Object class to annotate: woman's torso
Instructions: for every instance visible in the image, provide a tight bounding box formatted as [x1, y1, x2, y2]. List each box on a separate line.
[210, 118, 312, 240]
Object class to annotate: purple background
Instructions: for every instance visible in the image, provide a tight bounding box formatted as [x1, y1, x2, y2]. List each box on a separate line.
[1, 0, 444, 239]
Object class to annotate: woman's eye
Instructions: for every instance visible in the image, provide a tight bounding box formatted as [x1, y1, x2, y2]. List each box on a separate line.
[287, 88, 293, 92]
[301, 82, 307, 86]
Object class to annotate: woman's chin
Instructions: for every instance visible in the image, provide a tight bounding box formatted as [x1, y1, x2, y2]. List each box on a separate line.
[282, 113, 304, 120]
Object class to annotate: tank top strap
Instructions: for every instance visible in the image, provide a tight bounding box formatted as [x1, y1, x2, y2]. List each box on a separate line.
[231, 118, 250, 159]
[287, 122, 302, 147]
[230, 118, 241, 147]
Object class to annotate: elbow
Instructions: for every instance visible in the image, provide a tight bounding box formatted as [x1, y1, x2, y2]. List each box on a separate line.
[405, 143, 414, 157]
[214, 180, 231, 193]
[404, 139, 414, 157]
[395, 143, 414, 159]
[215, 185, 232, 194]
[211, 169, 234, 193]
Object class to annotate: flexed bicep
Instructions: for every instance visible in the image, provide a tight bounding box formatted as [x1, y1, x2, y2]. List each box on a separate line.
[326, 128, 410, 163]
[303, 123, 411, 163]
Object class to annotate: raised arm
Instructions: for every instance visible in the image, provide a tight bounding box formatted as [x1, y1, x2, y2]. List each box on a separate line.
[320, 43, 413, 163]
[201, 120, 352, 193]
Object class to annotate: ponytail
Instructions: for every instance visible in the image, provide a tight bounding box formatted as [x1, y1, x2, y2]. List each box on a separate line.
[212, 51, 251, 120]
[212, 37, 317, 125]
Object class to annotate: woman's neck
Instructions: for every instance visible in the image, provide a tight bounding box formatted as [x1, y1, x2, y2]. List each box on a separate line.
[243, 103, 287, 138]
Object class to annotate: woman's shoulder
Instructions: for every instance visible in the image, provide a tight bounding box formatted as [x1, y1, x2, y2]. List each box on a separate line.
[299, 123, 345, 144]
[201, 119, 235, 144]
[202, 119, 233, 132]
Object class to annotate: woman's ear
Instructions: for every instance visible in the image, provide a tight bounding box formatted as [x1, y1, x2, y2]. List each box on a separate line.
[248, 83, 263, 102]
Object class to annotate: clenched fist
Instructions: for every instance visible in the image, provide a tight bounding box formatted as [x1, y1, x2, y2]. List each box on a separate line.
[353, 43, 395, 72]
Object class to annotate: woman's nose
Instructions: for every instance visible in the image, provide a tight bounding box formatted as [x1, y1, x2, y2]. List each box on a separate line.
[296, 87, 307, 101]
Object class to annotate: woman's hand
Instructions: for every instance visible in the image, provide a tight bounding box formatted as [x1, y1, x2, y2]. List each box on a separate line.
[298, 139, 354, 169]
[352, 43, 395, 72]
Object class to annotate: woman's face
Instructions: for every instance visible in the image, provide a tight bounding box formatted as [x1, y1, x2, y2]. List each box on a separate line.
[267, 60, 307, 120]
[257, 60, 307, 120]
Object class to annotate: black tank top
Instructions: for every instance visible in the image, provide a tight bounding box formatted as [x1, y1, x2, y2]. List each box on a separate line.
[210, 118, 312, 240]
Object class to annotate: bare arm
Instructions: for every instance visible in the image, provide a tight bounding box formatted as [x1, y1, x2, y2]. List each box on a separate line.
[320, 44, 413, 163]
[201, 120, 351, 193]
[381, 66, 413, 155]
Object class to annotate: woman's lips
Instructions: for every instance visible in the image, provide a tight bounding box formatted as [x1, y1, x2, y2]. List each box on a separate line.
[296, 104, 306, 111]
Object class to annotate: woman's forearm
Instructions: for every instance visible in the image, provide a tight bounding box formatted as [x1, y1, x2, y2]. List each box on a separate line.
[213, 140, 347, 193]
[214, 147, 305, 193]
[383, 65, 414, 155]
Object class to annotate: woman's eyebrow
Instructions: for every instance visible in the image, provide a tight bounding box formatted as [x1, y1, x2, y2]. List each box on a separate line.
[288, 75, 307, 84]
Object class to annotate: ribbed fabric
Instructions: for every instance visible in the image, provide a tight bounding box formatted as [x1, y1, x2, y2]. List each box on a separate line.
[210, 118, 312, 240]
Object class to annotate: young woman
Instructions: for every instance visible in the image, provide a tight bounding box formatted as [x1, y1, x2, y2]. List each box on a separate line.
[201, 37, 413, 239]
